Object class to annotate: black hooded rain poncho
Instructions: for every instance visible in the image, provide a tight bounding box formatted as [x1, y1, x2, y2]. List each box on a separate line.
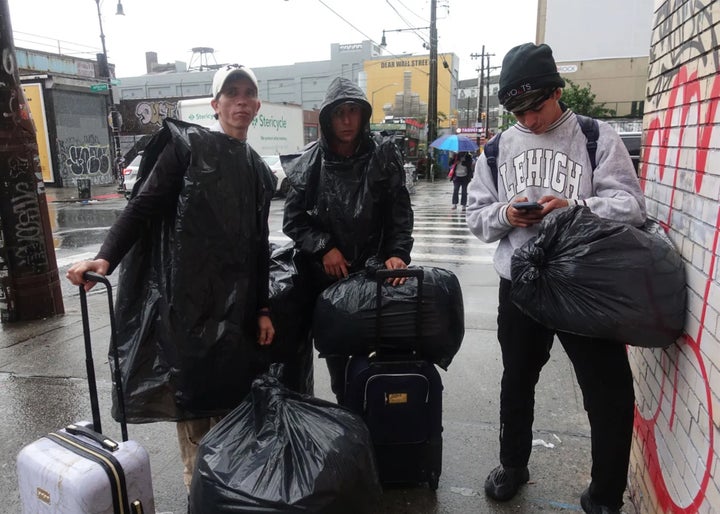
[281, 77, 414, 287]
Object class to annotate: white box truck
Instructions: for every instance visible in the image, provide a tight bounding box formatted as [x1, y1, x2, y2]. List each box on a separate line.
[176, 98, 305, 156]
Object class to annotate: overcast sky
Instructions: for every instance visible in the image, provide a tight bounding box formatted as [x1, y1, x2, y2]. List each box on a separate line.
[8, 0, 538, 81]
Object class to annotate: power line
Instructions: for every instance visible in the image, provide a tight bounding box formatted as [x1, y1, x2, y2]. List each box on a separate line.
[389, 0, 428, 24]
[315, 0, 379, 46]
[385, 0, 429, 47]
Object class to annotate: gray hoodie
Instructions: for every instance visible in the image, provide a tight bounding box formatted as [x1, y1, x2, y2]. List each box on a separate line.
[466, 109, 646, 280]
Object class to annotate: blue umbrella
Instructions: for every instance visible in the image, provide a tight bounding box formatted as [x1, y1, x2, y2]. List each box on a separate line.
[429, 134, 479, 153]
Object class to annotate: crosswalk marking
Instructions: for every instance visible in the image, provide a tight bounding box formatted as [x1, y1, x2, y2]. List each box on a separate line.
[54, 182, 495, 269]
[412, 252, 494, 264]
[412, 242, 494, 252]
[413, 234, 481, 241]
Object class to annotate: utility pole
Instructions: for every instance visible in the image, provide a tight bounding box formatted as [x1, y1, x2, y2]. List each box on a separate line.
[471, 47, 485, 141]
[95, 0, 125, 185]
[471, 48, 496, 138]
[427, 0, 438, 148]
[485, 53, 491, 137]
[0, 0, 64, 322]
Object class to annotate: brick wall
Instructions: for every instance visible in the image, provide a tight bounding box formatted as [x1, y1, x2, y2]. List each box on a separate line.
[627, 1, 720, 512]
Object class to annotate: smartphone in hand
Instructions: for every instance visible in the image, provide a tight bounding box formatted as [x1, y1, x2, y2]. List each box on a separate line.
[513, 201, 543, 211]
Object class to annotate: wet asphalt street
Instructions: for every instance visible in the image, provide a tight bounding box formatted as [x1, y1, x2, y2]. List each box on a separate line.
[0, 180, 636, 513]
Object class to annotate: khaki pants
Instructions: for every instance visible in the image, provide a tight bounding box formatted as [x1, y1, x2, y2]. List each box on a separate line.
[176, 416, 223, 491]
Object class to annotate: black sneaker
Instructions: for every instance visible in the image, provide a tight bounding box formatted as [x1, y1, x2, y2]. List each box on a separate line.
[580, 488, 621, 514]
[484, 465, 530, 501]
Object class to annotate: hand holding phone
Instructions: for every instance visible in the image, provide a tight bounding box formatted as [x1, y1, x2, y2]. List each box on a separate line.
[513, 201, 543, 211]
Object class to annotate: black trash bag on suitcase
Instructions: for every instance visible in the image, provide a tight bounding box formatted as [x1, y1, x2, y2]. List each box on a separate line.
[312, 266, 464, 369]
[267, 243, 314, 395]
[189, 364, 381, 514]
[510, 205, 686, 348]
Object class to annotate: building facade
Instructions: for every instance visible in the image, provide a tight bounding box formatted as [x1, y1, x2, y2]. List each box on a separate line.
[18, 48, 116, 187]
[114, 41, 459, 158]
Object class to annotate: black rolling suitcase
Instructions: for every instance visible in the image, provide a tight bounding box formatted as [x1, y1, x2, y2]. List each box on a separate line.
[342, 268, 443, 490]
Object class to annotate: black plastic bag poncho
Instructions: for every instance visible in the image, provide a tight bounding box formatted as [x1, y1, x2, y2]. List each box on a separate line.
[112, 119, 274, 422]
[281, 77, 413, 277]
[267, 242, 314, 395]
[189, 364, 381, 513]
[312, 266, 464, 369]
[510, 206, 686, 348]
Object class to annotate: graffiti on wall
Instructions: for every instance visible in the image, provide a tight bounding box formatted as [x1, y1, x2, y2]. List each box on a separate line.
[630, 1, 718, 512]
[56, 136, 111, 184]
[118, 99, 178, 134]
[647, 0, 720, 99]
[0, 156, 48, 271]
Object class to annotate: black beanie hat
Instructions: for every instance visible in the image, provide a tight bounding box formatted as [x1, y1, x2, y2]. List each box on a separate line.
[498, 43, 565, 110]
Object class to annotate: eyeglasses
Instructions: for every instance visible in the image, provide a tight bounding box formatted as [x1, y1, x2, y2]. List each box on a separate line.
[511, 90, 555, 116]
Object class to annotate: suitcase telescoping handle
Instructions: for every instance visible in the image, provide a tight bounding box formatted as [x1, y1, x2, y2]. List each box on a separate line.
[372, 268, 424, 356]
[78, 271, 129, 442]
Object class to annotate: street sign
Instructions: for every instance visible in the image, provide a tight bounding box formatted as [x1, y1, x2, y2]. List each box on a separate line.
[90, 83, 108, 92]
[110, 79, 121, 86]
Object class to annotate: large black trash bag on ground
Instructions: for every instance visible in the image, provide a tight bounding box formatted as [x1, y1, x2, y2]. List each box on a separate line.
[267, 242, 314, 395]
[189, 364, 381, 514]
[312, 266, 464, 369]
[510, 206, 686, 348]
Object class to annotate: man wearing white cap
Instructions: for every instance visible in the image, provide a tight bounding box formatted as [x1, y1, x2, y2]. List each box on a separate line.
[209, 64, 261, 141]
[67, 64, 276, 493]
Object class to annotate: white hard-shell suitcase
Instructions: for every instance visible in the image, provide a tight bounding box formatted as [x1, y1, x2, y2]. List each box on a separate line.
[16, 272, 155, 513]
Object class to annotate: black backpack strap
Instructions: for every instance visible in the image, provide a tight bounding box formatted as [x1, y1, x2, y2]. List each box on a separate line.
[575, 114, 599, 171]
[484, 133, 502, 190]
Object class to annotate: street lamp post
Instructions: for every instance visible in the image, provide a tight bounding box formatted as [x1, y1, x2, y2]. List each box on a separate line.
[428, 0, 438, 147]
[94, 0, 124, 185]
[379, 0, 437, 179]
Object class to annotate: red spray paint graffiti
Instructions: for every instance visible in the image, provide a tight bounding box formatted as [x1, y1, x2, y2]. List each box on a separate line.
[635, 65, 717, 513]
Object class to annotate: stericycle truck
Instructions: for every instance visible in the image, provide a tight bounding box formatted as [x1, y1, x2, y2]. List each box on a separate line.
[176, 98, 304, 156]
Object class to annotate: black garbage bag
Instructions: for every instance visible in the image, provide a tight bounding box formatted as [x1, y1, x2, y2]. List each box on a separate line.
[189, 364, 381, 514]
[312, 266, 464, 369]
[111, 119, 273, 422]
[267, 242, 314, 395]
[510, 206, 686, 348]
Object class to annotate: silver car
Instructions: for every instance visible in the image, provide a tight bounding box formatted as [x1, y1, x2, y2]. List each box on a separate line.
[121, 152, 142, 198]
[261, 154, 289, 197]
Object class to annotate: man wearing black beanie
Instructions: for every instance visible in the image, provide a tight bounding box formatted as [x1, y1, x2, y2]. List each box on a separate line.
[465, 43, 646, 514]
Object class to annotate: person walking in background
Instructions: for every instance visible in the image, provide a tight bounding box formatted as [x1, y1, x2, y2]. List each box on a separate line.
[465, 43, 646, 514]
[450, 151, 473, 210]
[66, 64, 276, 493]
[282, 76, 414, 402]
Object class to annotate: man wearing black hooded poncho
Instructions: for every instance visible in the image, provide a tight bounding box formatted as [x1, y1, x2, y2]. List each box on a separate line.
[282, 77, 414, 401]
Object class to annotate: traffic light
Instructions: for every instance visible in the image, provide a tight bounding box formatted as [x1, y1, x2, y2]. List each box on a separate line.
[481, 112, 486, 120]
[96, 52, 109, 78]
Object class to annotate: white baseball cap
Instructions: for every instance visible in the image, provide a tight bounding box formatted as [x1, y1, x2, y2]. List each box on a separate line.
[212, 64, 259, 98]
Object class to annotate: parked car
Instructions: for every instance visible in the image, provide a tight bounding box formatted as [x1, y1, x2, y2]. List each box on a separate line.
[619, 132, 642, 174]
[262, 154, 289, 197]
[121, 152, 142, 198]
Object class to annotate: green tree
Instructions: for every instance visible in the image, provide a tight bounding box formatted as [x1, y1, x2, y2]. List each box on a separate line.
[561, 78, 615, 117]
